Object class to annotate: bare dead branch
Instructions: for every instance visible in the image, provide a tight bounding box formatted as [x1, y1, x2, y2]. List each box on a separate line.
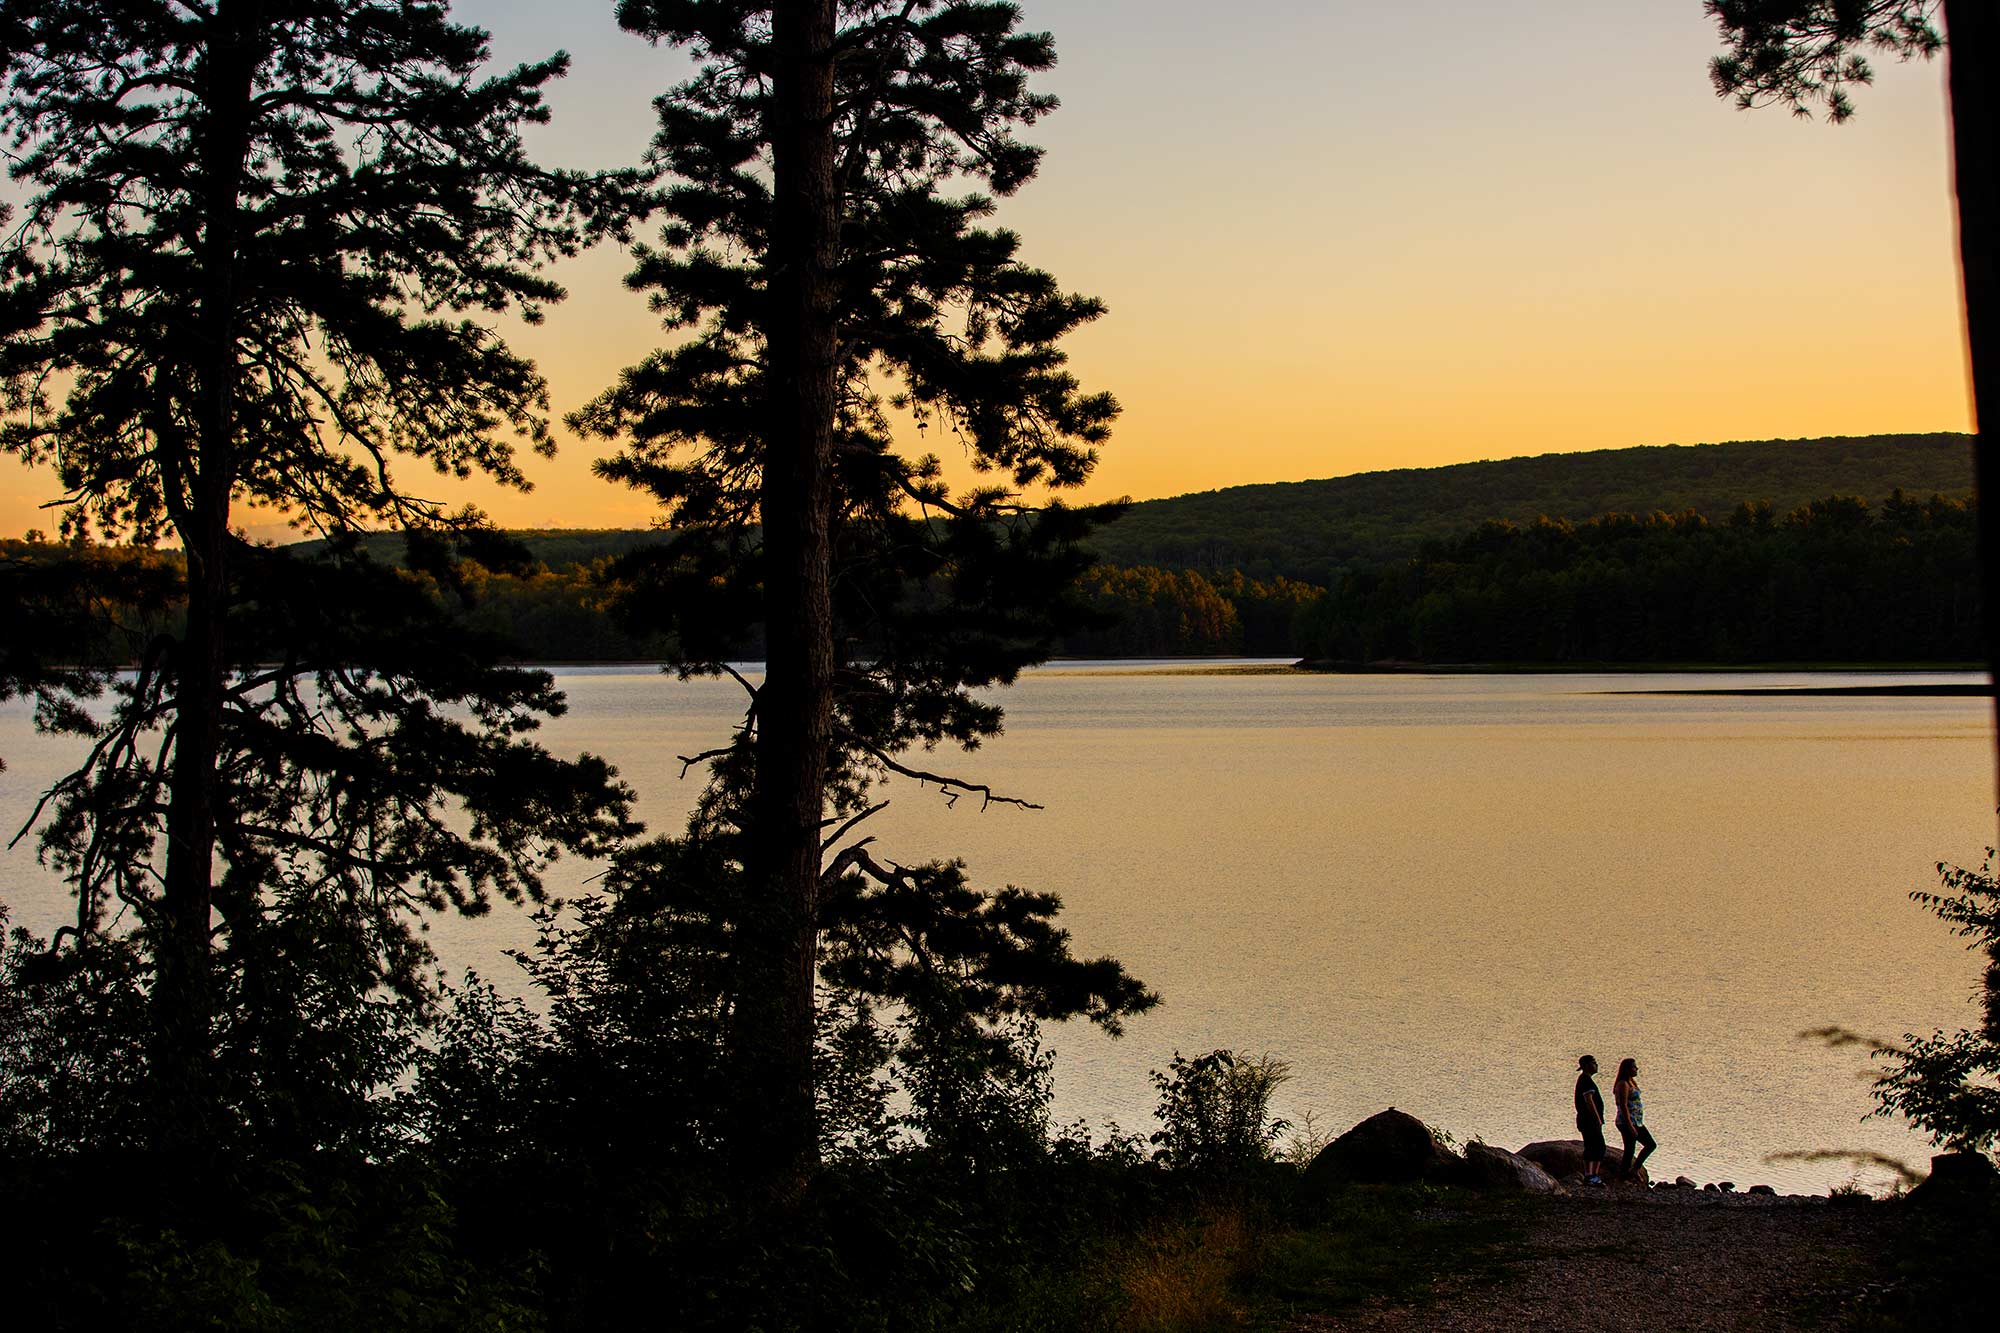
[718, 660, 760, 700]
[821, 836, 878, 884]
[677, 746, 736, 779]
[853, 740, 1042, 810]
[820, 800, 887, 851]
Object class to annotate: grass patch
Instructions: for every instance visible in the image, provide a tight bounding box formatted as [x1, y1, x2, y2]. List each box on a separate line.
[1052, 1184, 1530, 1332]
[1235, 1185, 1528, 1329]
[1100, 1208, 1254, 1333]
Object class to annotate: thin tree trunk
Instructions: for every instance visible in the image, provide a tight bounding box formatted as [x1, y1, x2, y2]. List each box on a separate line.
[741, 0, 839, 1195]
[155, 1, 254, 1147]
[1944, 0, 2000, 822]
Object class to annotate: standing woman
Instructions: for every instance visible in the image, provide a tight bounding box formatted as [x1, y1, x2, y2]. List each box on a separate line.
[1613, 1058, 1657, 1182]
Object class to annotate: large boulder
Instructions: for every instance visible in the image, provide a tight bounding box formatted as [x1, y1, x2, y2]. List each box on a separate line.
[1907, 1152, 2000, 1208]
[1516, 1139, 1649, 1186]
[1305, 1108, 1462, 1188]
[1463, 1141, 1565, 1194]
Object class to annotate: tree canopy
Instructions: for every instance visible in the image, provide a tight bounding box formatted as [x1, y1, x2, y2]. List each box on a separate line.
[0, 0, 617, 541]
[1706, 1, 1943, 121]
[0, 0, 637, 1144]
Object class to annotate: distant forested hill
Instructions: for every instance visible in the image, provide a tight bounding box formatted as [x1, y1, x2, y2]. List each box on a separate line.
[27, 433, 1982, 666]
[1090, 433, 1974, 582]
[305, 432, 1971, 582]
[253, 432, 1981, 663]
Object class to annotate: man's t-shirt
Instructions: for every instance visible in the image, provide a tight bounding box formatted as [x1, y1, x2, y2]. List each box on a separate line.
[1575, 1073, 1604, 1126]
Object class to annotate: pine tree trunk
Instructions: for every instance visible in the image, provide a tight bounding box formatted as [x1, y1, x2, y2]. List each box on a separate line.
[1945, 0, 2000, 816]
[157, 499, 227, 1142]
[154, 1, 254, 1148]
[742, 0, 839, 1195]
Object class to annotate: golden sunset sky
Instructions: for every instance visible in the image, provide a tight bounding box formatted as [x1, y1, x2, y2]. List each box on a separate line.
[0, 0, 1975, 537]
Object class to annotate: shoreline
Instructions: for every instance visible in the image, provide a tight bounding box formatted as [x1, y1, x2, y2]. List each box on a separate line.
[1606, 682, 1993, 697]
[1292, 659, 1985, 675]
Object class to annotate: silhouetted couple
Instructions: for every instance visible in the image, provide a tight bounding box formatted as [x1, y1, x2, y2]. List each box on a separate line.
[1574, 1054, 1657, 1185]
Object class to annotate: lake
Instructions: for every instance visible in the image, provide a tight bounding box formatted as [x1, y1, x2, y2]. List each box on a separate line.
[2, 664, 1991, 1193]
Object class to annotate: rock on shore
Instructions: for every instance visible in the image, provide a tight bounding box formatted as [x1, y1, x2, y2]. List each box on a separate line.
[1517, 1138, 1650, 1186]
[1304, 1110, 1564, 1195]
[1302, 1107, 1995, 1202]
[1463, 1142, 1566, 1194]
[1304, 1108, 1463, 1187]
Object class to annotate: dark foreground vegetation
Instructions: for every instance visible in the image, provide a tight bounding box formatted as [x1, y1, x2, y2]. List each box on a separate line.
[4, 902, 1996, 1330]
[0, 956, 1523, 1332]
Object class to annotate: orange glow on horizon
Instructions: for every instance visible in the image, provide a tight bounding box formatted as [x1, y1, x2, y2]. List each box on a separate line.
[0, 0, 1977, 539]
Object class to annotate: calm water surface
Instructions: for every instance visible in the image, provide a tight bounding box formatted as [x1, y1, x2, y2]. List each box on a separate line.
[2, 665, 1990, 1193]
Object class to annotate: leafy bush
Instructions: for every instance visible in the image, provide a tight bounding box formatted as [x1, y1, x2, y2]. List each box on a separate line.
[1873, 854, 2000, 1153]
[0, 909, 150, 1154]
[1150, 1050, 1291, 1175]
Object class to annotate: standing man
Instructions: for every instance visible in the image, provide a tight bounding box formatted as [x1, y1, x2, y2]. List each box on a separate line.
[1576, 1054, 1607, 1186]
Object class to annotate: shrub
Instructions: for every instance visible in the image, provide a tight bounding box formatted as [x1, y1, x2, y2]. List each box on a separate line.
[1873, 854, 2000, 1153]
[1150, 1050, 1290, 1175]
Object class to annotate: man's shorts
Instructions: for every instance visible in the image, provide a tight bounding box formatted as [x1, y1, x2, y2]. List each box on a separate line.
[1579, 1119, 1606, 1158]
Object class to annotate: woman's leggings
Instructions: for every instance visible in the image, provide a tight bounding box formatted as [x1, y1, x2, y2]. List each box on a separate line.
[1618, 1122, 1657, 1178]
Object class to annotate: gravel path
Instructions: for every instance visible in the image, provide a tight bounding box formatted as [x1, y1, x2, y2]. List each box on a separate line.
[1296, 1188, 1890, 1332]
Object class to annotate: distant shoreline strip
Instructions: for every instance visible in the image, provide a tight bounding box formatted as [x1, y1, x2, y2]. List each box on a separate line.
[1606, 683, 1993, 697]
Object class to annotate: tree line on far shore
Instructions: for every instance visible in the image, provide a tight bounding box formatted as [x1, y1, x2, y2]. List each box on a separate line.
[1084, 490, 1981, 663]
[1299, 490, 1982, 666]
[5, 488, 1982, 667]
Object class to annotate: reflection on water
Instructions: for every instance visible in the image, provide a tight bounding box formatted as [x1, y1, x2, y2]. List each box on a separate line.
[1, 666, 1989, 1193]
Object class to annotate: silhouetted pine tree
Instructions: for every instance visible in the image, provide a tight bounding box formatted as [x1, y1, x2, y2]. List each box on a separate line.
[0, 0, 638, 1150]
[574, 0, 1144, 1188]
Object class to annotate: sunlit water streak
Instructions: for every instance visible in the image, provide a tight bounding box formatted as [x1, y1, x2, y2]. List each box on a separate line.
[1, 664, 1989, 1193]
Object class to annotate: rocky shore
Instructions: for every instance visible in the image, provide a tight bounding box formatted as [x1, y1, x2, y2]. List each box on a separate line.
[1287, 1107, 1996, 1332]
[1296, 1185, 1891, 1333]
[1307, 1107, 1813, 1196]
